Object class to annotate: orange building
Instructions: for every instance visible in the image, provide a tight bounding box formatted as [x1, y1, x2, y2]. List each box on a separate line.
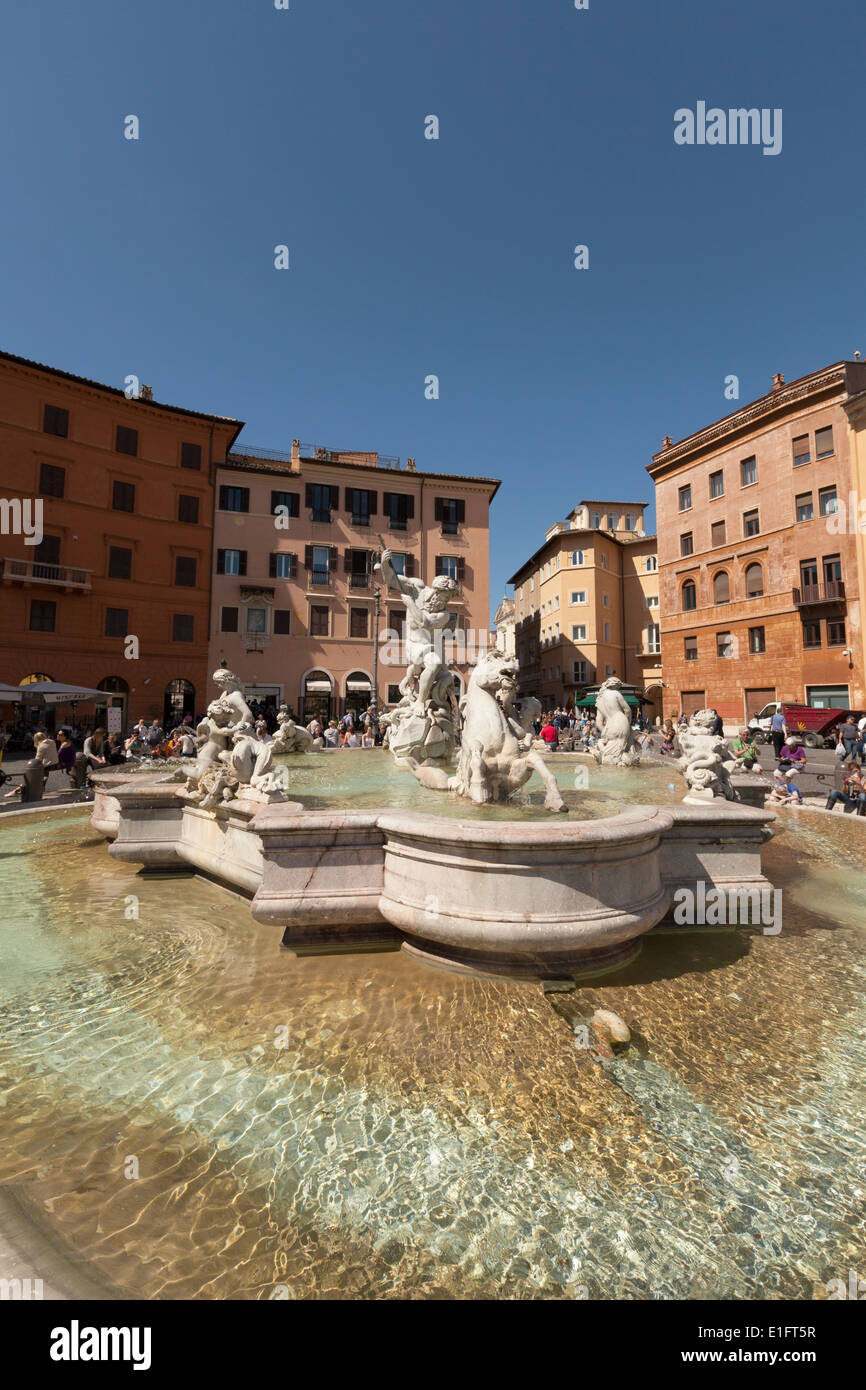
[0, 350, 241, 729]
[208, 441, 500, 722]
[647, 362, 866, 725]
[510, 501, 662, 717]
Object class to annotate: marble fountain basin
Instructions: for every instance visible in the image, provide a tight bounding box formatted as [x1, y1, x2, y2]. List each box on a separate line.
[91, 768, 775, 982]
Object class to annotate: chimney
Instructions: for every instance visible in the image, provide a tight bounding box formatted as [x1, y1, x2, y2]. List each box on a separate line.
[662, 435, 672, 449]
[406, 457, 416, 471]
[139, 384, 153, 401]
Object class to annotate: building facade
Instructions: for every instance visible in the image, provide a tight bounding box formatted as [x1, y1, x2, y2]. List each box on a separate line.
[509, 501, 661, 717]
[648, 362, 866, 725]
[208, 441, 499, 722]
[0, 350, 241, 729]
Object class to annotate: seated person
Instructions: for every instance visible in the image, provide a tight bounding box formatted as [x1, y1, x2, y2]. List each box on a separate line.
[825, 761, 866, 815]
[732, 728, 762, 773]
[768, 768, 803, 806]
[540, 720, 558, 746]
[778, 736, 807, 771]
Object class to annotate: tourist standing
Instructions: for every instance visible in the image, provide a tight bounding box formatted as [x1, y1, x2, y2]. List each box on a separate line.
[769, 708, 787, 760]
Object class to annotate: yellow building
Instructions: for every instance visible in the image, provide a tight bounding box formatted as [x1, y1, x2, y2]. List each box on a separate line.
[509, 500, 662, 719]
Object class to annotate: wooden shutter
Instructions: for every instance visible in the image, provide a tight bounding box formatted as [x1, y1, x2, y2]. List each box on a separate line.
[368, 490, 377, 516]
[456, 558, 466, 584]
[289, 554, 297, 579]
[238, 551, 247, 576]
[344, 548, 353, 573]
[434, 556, 444, 576]
[216, 549, 226, 575]
[434, 498, 443, 521]
[456, 499, 466, 523]
[327, 486, 337, 510]
[383, 491, 393, 514]
[345, 487, 354, 512]
[304, 545, 314, 569]
[407, 495, 414, 519]
[405, 553, 416, 578]
[241, 488, 250, 512]
[305, 483, 313, 508]
[329, 546, 338, 570]
[269, 554, 277, 579]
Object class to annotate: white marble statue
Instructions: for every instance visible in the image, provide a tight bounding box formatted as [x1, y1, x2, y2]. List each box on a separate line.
[177, 668, 290, 806]
[677, 708, 737, 803]
[378, 548, 459, 767]
[271, 705, 313, 754]
[446, 649, 567, 811]
[592, 677, 640, 767]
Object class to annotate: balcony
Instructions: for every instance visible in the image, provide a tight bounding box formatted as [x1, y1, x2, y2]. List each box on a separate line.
[793, 580, 846, 607]
[309, 569, 332, 588]
[386, 516, 408, 532]
[2, 557, 92, 590]
[349, 572, 372, 590]
[309, 509, 332, 525]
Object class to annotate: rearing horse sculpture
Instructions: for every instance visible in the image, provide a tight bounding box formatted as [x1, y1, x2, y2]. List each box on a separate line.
[450, 650, 567, 811]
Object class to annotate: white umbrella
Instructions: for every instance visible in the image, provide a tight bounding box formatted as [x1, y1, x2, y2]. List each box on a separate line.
[14, 681, 109, 705]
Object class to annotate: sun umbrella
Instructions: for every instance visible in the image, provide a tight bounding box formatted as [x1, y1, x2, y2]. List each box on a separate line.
[10, 681, 110, 705]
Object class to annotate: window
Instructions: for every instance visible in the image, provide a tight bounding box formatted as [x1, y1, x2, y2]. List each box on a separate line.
[678, 485, 692, 511]
[388, 553, 408, 576]
[684, 635, 698, 661]
[600, 553, 608, 569]
[43, 404, 69, 437]
[181, 442, 201, 470]
[827, 619, 846, 646]
[740, 456, 757, 487]
[682, 579, 697, 611]
[435, 497, 464, 534]
[346, 488, 376, 527]
[39, 463, 65, 498]
[436, 555, 459, 581]
[792, 435, 811, 467]
[175, 556, 197, 587]
[178, 493, 199, 524]
[387, 684, 402, 704]
[796, 492, 813, 523]
[818, 486, 838, 517]
[33, 535, 59, 574]
[824, 554, 842, 585]
[647, 594, 659, 608]
[173, 614, 194, 643]
[310, 604, 330, 637]
[802, 620, 821, 648]
[713, 571, 730, 604]
[709, 470, 724, 499]
[108, 546, 132, 580]
[573, 660, 588, 683]
[571, 590, 586, 604]
[645, 556, 658, 572]
[749, 626, 766, 654]
[647, 623, 661, 654]
[112, 480, 135, 512]
[626, 514, 636, 530]
[311, 545, 331, 585]
[105, 607, 128, 638]
[680, 532, 693, 557]
[384, 491, 413, 530]
[800, 559, 818, 592]
[273, 610, 291, 635]
[571, 549, 584, 566]
[271, 491, 299, 518]
[815, 426, 834, 459]
[717, 631, 734, 659]
[603, 621, 611, 642]
[350, 607, 369, 638]
[217, 548, 246, 576]
[115, 425, 138, 456]
[269, 552, 297, 580]
[745, 562, 763, 598]
[221, 606, 239, 632]
[219, 485, 249, 513]
[572, 624, 587, 640]
[711, 520, 726, 547]
[590, 512, 601, 528]
[602, 593, 610, 607]
[607, 513, 619, 530]
[743, 509, 760, 537]
[29, 599, 56, 631]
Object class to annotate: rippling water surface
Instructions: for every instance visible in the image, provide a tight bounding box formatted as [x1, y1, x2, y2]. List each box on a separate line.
[0, 760, 864, 1300]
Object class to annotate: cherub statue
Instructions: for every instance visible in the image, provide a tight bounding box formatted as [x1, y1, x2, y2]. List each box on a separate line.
[677, 708, 737, 802]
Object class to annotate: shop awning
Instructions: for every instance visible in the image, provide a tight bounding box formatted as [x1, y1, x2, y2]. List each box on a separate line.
[575, 693, 641, 709]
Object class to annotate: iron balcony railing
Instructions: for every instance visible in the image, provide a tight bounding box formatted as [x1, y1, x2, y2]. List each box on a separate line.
[793, 580, 845, 605]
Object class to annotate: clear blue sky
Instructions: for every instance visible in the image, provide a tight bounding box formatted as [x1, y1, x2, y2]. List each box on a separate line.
[2, 0, 864, 617]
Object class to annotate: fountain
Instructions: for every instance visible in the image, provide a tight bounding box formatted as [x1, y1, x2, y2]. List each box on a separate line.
[91, 559, 775, 982]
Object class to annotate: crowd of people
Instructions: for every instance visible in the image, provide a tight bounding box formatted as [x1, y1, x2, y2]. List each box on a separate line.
[305, 706, 380, 749]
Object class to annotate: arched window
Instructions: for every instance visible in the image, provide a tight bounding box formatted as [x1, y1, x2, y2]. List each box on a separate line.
[164, 678, 195, 728]
[302, 670, 333, 724]
[98, 675, 130, 730]
[745, 562, 764, 598]
[682, 579, 697, 611]
[713, 571, 730, 604]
